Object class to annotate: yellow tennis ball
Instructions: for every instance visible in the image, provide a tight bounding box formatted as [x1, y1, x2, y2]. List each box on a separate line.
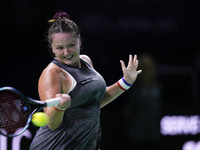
[32, 112, 49, 127]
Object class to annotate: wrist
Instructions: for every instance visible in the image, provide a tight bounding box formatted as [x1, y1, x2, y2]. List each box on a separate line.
[53, 105, 67, 112]
[117, 77, 132, 91]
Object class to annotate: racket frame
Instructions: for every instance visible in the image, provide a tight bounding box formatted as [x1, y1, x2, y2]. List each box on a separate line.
[0, 87, 61, 137]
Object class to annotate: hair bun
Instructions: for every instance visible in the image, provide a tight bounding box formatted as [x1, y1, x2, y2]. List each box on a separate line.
[53, 11, 70, 19]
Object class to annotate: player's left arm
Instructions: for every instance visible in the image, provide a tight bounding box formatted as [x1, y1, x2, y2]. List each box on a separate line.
[100, 55, 142, 108]
[80, 54, 141, 108]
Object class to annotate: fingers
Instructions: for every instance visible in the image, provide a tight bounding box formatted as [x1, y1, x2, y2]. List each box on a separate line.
[56, 94, 70, 100]
[56, 94, 62, 97]
[121, 54, 140, 69]
[128, 54, 133, 67]
[133, 54, 136, 65]
[135, 59, 139, 69]
[137, 69, 142, 74]
[133, 54, 139, 67]
[134, 56, 142, 74]
[126, 54, 138, 67]
[56, 94, 71, 109]
[120, 60, 126, 71]
[134, 55, 142, 74]
[126, 54, 139, 68]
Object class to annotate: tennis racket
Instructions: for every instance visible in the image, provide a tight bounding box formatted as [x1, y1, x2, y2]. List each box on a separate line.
[0, 86, 61, 138]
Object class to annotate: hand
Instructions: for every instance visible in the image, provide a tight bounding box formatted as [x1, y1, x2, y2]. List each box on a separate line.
[120, 54, 142, 84]
[55, 94, 71, 109]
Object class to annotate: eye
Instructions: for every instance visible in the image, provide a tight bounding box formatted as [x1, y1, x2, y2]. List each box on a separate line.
[68, 44, 76, 48]
[56, 46, 64, 50]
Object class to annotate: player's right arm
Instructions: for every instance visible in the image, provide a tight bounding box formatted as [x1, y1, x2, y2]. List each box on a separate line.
[38, 63, 71, 130]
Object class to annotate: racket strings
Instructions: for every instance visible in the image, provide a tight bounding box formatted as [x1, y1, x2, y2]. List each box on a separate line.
[0, 91, 30, 134]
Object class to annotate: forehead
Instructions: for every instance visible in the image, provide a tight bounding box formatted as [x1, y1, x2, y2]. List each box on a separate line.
[51, 32, 77, 44]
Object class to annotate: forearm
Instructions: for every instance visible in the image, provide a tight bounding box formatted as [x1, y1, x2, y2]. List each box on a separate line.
[100, 82, 125, 108]
[44, 107, 65, 130]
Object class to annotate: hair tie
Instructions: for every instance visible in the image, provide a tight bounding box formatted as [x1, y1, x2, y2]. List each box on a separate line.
[48, 11, 70, 23]
[53, 11, 70, 19]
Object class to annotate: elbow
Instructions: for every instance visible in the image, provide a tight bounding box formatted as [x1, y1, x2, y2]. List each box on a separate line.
[47, 124, 59, 131]
[47, 121, 61, 131]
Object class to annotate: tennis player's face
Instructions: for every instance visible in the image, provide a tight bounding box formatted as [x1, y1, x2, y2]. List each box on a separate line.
[51, 32, 81, 67]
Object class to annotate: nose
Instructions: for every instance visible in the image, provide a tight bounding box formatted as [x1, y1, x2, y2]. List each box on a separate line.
[63, 47, 69, 54]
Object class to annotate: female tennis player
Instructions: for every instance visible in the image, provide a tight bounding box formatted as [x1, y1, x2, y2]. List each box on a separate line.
[29, 11, 142, 150]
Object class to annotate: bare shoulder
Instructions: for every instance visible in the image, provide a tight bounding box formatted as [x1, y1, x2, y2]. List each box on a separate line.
[80, 54, 94, 67]
[39, 63, 72, 96]
[39, 62, 71, 83]
[39, 63, 63, 90]
[38, 63, 63, 100]
[40, 63, 62, 78]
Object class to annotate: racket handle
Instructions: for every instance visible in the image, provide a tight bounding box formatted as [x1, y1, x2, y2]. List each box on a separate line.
[45, 97, 61, 107]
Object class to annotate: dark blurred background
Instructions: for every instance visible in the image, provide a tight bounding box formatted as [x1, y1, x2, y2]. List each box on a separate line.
[0, 0, 199, 150]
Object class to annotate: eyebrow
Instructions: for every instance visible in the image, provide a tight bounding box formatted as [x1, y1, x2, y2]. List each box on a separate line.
[55, 41, 76, 47]
[55, 45, 63, 47]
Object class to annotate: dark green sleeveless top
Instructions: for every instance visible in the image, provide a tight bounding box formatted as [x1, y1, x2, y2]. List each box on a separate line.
[30, 58, 106, 150]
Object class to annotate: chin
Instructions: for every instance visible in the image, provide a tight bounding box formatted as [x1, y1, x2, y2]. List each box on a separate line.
[64, 60, 79, 67]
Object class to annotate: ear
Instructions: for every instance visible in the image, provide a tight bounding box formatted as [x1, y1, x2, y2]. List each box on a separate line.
[51, 45, 55, 53]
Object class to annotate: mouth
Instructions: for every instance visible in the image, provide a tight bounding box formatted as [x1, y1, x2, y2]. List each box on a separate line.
[64, 54, 74, 60]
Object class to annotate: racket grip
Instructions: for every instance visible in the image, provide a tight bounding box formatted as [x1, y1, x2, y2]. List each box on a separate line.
[45, 97, 61, 107]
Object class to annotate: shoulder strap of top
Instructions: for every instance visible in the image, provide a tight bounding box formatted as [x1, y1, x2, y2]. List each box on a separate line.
[80, 58, 92, 68]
